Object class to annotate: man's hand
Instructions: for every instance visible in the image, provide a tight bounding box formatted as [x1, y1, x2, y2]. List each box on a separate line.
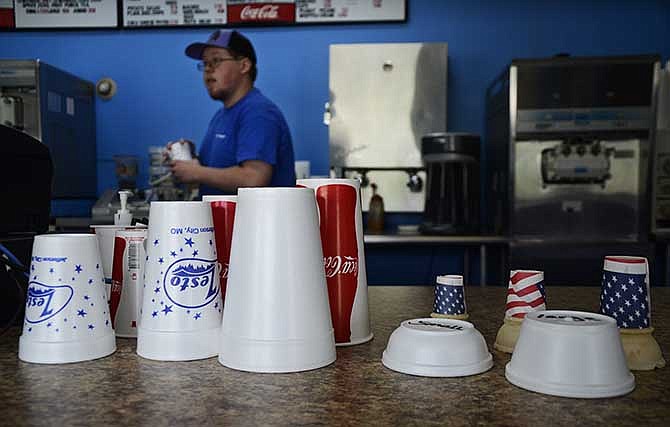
[170, 159, 203, 183]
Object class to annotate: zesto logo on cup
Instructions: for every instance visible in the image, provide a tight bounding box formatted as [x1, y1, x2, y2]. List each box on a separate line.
[164, 258, 219, 309]
[227, 2, 295, 23]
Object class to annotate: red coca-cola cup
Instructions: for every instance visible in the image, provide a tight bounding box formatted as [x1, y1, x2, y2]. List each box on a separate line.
[202, 195, 237, 305]
[297, 179, 373, 346]
[110, 229, 147, 338]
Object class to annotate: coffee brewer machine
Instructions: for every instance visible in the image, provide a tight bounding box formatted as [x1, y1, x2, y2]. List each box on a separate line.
[420, 132, 480, 234]
[486, 54, 660, 284]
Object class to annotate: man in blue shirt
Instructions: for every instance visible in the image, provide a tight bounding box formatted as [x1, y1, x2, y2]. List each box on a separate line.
[171, 29, 296, 195]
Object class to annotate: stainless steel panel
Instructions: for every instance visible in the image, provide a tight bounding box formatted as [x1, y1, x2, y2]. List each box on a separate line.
[329, 43, 447, 211]
[653, 62, 670, 232]
[0, 60, 40, 139]
[513, 139, 645, 240]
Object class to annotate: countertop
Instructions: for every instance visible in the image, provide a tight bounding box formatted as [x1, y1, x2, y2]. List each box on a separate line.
[1, 286, 669, 426]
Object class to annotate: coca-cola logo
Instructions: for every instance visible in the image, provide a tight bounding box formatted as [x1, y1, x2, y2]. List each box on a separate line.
[324, 255, 358, 278]
[219, 262, 229, 280]
[241, 5, 279, 20]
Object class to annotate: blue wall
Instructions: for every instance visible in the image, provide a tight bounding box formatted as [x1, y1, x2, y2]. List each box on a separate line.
[2, 0, 668, 284]
[1, 0, 668, 200]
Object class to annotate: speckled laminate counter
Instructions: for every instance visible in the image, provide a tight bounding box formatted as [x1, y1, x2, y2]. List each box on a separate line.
[1, 286, 669, 426]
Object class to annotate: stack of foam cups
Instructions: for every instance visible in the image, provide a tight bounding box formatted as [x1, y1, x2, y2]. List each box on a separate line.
[494, 270, 547, 353]
[136, 201, 222, 361]
[297, 178, 373, 346]
[219, 187, 336, 372]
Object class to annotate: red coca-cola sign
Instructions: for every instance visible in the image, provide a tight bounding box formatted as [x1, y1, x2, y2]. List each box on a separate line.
[228, 3, 295, 24]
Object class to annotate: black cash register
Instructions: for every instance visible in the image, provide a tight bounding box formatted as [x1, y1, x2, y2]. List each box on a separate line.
[0, 124, 53, 327]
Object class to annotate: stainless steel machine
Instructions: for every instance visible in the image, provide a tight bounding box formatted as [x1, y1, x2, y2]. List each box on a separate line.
[486, 54, 661, 284]
[420, 132, 481, 235]
[0, 60, 96, 199]
[327, 42, 448, 212]
[653, 61, 670, 233]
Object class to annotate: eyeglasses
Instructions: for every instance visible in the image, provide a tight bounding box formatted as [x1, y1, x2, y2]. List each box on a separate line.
[196, 57, 239, 72]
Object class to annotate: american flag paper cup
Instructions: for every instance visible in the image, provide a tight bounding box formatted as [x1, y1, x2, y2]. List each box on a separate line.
[494, 270, 547, 353]
[504, 270, 546, 319]
[600, 256, 666, 370]
[430, 275, 468, 320]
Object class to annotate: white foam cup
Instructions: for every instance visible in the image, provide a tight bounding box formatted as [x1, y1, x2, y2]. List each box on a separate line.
[136, 201, 222, 361]
[505, 310, 635, 398]
[18, 234, 116, 364]
[218, 187, 336, 373]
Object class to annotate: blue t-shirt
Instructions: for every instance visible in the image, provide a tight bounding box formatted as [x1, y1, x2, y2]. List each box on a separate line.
[198, 88, 296, 195]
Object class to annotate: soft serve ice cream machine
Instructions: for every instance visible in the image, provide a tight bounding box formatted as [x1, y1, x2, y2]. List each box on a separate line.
[486, 54, 660, 284]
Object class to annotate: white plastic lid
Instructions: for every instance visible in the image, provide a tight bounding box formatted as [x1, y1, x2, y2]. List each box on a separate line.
[382, 318, 493, 377]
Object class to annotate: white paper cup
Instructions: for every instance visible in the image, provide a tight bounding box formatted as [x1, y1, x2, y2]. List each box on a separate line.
[219, 187, 336, 373]
[90, 224, 146, 301]
[110, 229, 147, 338]
[167, 140, 193, 161]
[382, 318, 493, 377]
[19, 234, 116, 364]
[505, 310, 635, 398]
[431, 274, 468, 319]
[297, 178, 372, 346]
[295, 160, 311, 179]
[136, 201, 222, 361]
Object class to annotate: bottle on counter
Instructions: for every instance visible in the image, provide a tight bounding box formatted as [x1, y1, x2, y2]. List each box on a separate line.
[367, 183, 385, 234]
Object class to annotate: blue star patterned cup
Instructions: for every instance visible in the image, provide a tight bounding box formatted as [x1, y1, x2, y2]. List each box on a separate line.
[136, 201, 223, 361]
[430, 275, 468, 320]
[18, 234, 116, 364]
[600, 255, 666, 370]
[600, 256, 650, 329]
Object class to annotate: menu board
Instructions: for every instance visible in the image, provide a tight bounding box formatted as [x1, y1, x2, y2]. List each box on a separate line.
[123, 1, 227, 27]
[123, 0, 404, 27]
[296, 0, 405, 23]
[12, 0, 119, 29]
[0, 0, 405, 29]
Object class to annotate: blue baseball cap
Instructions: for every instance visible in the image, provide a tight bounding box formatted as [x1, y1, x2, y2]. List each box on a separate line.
[185, 29, 257, 65]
